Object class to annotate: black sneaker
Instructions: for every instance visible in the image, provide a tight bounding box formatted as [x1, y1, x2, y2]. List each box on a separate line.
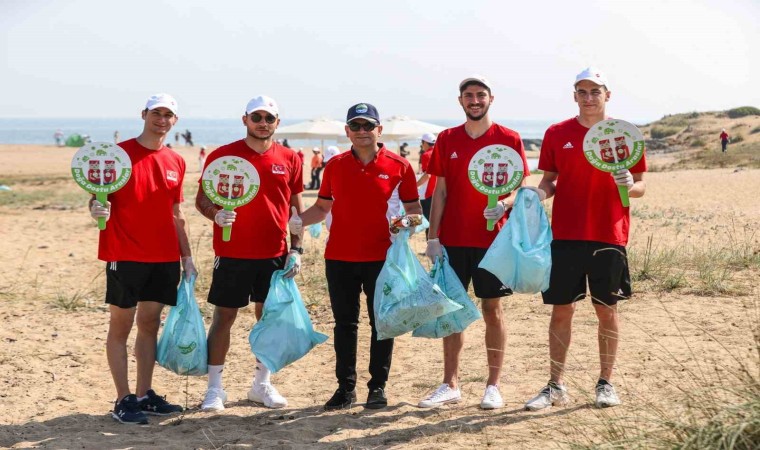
[112, 394, 149, 425]
[365, 387, 388, 410]
[324, 388, 357, 411]
[139, 389, 184, 415]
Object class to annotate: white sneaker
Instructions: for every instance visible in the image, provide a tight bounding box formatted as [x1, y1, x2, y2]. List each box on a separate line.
[201, 387, 227, 411]
[525, 381, 570, 411]
[248, 383, 288, 408]
[595, 382, 621, 408]
[418, 384, 461, 408]
[480, 385, 504, 409]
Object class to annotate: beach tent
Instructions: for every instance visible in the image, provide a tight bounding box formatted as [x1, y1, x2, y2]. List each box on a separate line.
[275, 117, 349, 149]
[379, 116, 446, 141]
[65, 134, 85, 147]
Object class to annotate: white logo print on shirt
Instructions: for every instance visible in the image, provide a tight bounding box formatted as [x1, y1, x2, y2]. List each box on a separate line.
[562, 142, 574, 149]
[451, 152, 458, 159]
[166, 170, 178, 181]
[378, 174, 389, 179]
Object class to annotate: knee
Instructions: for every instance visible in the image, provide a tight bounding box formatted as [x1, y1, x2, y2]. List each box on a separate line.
[550, 305, 575, 326]
[481, 303, 504, 327]
[211, 308, 238, 330]
[135, 314, 161, 335]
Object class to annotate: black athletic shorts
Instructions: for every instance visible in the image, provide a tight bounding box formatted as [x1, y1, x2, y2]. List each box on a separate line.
[541, 240, 632, 306]
[420, 197, 432, 221]
[445, 246, 512, 299]
[105, 261, 181, 309]
[207, 255, 287, 308]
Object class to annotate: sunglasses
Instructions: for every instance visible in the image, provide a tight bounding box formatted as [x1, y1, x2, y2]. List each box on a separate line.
[249, 112, 277, 124]
[348, 121, 377, 132]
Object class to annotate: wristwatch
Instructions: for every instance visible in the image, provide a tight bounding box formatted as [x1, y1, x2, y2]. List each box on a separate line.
[290, 247, 304, 255]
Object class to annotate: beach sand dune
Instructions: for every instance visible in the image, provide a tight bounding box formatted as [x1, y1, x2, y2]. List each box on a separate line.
[0, 144, 757, 449]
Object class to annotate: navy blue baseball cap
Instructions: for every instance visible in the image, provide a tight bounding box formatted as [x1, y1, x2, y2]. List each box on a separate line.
[346, 103, 380, 124]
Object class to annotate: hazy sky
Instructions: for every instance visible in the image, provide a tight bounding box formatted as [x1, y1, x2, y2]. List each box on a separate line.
[1, 0, 756, 122]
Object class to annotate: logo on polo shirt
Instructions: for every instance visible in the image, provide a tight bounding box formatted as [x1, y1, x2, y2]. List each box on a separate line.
[451, 152, 458, 159]
[563, 142, 574, 149]
[271, 164, 285, 174]
[166, 170, 178, 181]
[378, 173, 389, 179]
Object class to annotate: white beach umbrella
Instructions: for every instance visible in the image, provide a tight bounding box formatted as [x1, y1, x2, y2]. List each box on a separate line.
[379, 115, 446, 141]
[275, 117, 349, 149]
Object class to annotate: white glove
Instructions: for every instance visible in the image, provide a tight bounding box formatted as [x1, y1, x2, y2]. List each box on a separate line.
[612, 169, 634, 189]
[181, 256, 197, 280]
[90, 199, 111, 222]
[520, 186, 547, 201]
[214, 209, 236, 227]
[288, 206, 303, 237]
[283, 250, 302, 278]
[425, 238, 443, 264]
[483, 201, 506, 221]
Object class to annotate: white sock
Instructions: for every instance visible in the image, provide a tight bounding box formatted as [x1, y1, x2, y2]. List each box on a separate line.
[254, 362, 270, 386]
[208, 364, 224, 390]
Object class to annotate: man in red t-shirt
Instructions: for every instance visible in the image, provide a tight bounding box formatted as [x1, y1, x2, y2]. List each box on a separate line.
[720, 128, 730, 153]
[524, 67, 647, 412]
[416, 132, 437, 239]
[288, 103, 422, 411]
[89, 93, 196, 425]
[420, 76, 530, 410]
[194, 95, 304, 412]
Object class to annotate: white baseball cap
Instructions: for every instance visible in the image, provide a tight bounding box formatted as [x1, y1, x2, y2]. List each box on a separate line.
[459, 75, 492, 93]
[245, 95, 279, 116]
[574, 67, 610, 90]
[421, 133, 437, 144]
[145, 93, 178, 114]
[312, 146, 320, 152]
[327, 145, 339, 152]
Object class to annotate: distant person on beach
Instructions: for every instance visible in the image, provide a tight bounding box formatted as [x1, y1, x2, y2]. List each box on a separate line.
[198, 146, 207, 171]
[323, 145, 341, 165]
[175, 131, 180, 146]
[114, 130, 120, 144]
[195, 95, 303, 412]
[720, 128, 730, 153]
[309, 147, 323, 189]
[182, 129, 193, 146]
[282, 138, 290, 148]
[524, 67, 647, 412]
[399, 142, 409, 158]
[54, 129, 64, 146]
[419, 75, 530, 410]
[288, 102, 421, 411]
[415, 132, 437, 239]
[296, 147, 305, 166]
[88, 93, 195, 425]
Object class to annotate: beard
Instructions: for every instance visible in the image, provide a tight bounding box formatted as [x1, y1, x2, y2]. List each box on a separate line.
[248, 128, 275, 140]
[463, 103, 490, 121]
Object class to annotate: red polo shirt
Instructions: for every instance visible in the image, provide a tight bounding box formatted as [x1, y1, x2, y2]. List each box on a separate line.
[319, 144, 418, 262]
[200, 140, 303, 258]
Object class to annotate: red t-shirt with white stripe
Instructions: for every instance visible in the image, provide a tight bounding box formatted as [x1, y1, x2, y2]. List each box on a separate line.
[200, 140, 304, 259]
[428, 123, 530, 248]
[98, 138, 185, 262]
[538, 117, 647, 246]
[319, 144, 419, 262]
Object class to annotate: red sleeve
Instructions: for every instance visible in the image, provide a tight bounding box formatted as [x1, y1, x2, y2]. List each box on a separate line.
[289, 152, 304, 194]
[317, 160, 333, 200]
[428, 135, 446, 177]
[538, 127, 557, 172]
[398, 161, 419, 203]
[420, 151, 431, 172]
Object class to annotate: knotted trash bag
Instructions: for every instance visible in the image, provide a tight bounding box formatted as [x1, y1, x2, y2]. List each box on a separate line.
[374, 229, 462, 340]
[309, 222, 322, 239]
[413, 248, 482, 338]
[248, 260, 328, 373]
[156, 274, 208, 376]
[479, 188, 552, 293]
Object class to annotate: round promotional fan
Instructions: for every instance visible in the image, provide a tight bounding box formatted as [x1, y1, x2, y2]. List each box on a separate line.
[71, 142, 132, 230]
[467, 145, 525, 230]
[201, 157, 260, 241]
[582, 119, 645, 206]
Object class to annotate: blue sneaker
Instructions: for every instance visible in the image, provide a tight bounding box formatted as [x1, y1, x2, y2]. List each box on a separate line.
[139, 389, 183, 415]
[112, 394, 149, 425]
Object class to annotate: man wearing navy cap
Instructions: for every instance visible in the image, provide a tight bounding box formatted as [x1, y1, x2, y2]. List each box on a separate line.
[289, 103, 422, 410]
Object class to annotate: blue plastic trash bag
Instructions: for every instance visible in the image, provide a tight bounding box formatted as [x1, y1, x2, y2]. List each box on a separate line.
[479, 188, 552, 293]
[374, 230, 462, 340]
[309, 222, 322, 239]
[413, 249, 482, 338]
[249, 260, 328, 373]
[415, 215, 430, 234]
[156, 274, 208, 376]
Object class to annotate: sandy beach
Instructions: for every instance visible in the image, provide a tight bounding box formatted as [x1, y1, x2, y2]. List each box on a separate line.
[0, 143, 758, 449]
